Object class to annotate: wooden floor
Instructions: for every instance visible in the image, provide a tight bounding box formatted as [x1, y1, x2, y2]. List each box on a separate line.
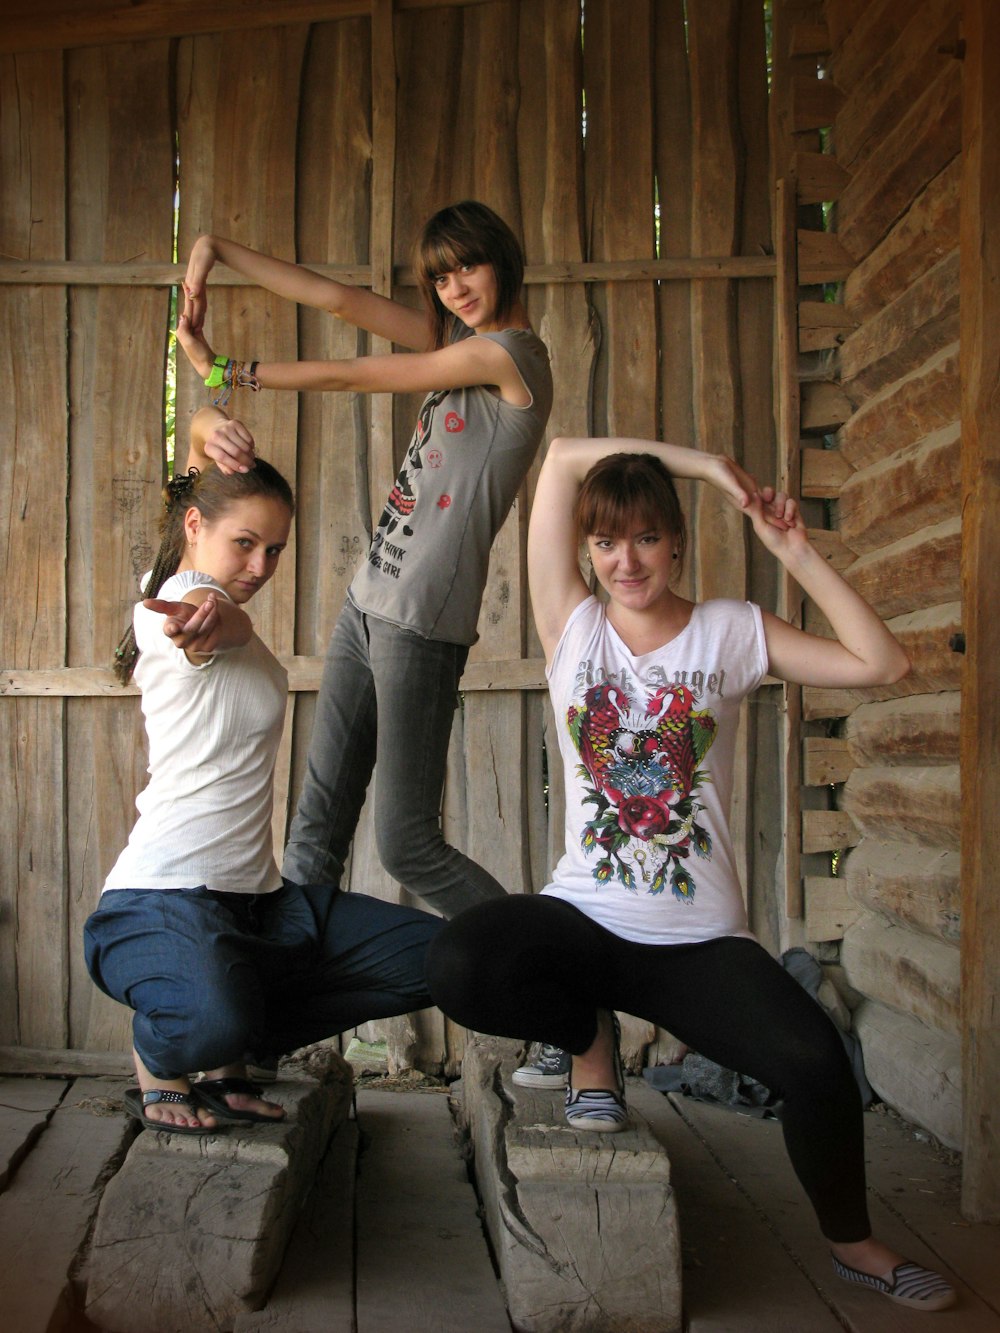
[0, 1071, 997, 1331]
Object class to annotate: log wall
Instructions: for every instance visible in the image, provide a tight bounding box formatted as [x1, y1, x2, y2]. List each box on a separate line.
[807, 0, 965, 1147]
[0, 0, 775, 1076]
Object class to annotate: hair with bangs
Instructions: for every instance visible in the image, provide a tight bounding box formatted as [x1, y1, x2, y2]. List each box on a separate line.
[574, 452, 687, 571]
[414, 200, 525, 349]
[113, 458, 294, 683]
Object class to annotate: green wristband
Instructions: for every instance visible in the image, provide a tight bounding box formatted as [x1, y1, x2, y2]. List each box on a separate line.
[204, 355, 228, 389]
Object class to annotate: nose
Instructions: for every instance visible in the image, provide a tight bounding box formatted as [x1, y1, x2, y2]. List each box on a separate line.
[247, 548, 266, 577]
[620, 544, 641, 572]
[442, 271, 467, 299]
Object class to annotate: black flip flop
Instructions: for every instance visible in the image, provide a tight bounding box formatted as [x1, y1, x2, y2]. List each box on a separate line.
[123, 1085, 216, 1135]
[193, 1077, 286, 1123]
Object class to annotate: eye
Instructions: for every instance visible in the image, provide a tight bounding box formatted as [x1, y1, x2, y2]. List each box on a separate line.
[235, 537, 253, 549]
[639, 533, 661, 546]
[461, 263, 475, 273]
[266, 546, 284, 558]
[433, 275, 447, 288]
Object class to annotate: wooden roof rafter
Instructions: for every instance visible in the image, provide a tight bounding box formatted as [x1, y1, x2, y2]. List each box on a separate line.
[0, 0, 496, 56]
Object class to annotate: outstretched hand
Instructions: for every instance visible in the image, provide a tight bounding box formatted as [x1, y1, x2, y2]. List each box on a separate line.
[144, 595, 221, 654]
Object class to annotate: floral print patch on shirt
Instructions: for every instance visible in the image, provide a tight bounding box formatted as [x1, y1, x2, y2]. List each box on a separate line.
[567, 679, 718, 902]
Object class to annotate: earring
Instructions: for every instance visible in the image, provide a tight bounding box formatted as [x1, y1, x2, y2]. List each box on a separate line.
[672, 552, 679, 560]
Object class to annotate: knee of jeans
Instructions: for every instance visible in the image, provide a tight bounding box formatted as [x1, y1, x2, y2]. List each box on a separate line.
[138, 1005, 256, 1077]
[376, 819, 443, 886]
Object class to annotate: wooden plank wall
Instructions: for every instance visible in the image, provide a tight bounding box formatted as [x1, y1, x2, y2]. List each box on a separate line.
[787, 0, 965, 1148]
[0, 0, 776, 1074]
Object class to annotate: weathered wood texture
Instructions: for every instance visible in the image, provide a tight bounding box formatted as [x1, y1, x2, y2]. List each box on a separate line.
[852, 999, 962, 1149]
[0, 1077, 133, 1333]
[958, 0, 1000, 1222]
[459, 1037, 681, 1333]
[794, 0, 969, 1160]
[85, 1068, 354, 1333]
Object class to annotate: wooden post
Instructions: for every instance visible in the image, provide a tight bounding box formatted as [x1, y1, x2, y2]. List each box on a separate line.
[774, 176, 803, 921]
[369, 0, 397, 525]
[959, 0, 1000, 1222]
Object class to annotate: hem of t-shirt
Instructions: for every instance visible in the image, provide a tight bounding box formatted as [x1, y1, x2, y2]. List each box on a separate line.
[100, 876, 283, 896]
[537, 886, 756, 946]
[345, 589, 475, 646]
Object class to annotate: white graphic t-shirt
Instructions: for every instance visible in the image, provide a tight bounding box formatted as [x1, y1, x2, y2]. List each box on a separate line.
[541, 595, 768, 945]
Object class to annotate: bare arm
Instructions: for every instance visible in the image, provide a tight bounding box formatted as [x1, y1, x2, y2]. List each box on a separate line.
[144, 590, 253, 664]
[528, 437, 760, 661]
[748, 493, 911, 687]
[174, 316, 529, 474]
[183, 235, 433, 351]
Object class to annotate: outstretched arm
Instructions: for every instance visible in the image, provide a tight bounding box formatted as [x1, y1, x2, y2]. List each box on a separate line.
[174, 313, 528, 476]
[144, 591, 253, 664]
[528, 437, 761, 662]
[183, 235, 432, 351]
[748, 493, 910, 687]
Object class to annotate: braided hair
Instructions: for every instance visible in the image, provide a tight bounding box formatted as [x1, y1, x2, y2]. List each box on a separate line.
[113, 459, 294, 684]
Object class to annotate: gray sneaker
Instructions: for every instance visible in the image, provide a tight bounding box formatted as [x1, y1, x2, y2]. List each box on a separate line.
[512, 1042, 571, 1088]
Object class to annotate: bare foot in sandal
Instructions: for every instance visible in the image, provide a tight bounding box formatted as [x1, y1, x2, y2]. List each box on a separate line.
[130, 1048, 218, 1132]
[195, 1063, 286, 1123]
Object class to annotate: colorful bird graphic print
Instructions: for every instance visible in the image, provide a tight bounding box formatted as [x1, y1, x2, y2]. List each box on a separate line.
[566, 681, 718, 901]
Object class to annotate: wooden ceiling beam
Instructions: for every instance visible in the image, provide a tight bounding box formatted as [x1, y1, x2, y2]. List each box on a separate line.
[0, 0, 495, 55]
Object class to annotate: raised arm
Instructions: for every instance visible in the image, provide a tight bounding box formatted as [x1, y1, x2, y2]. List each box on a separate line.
[528, 436, 759, 661]
[183, 235, 433, 351]
[747, 493, 911, 688]
[182, 405, 255, 475]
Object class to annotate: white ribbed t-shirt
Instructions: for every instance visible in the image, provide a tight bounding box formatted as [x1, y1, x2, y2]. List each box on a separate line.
[102, 570, 287, 895]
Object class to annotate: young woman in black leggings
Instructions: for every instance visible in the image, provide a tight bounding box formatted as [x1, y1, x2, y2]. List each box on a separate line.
[428, 437, 956, 1314]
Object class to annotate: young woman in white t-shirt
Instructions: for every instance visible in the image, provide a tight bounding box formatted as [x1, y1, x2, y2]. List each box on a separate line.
[427, 438, 956, 1313]
[86, 408, 442, 1134]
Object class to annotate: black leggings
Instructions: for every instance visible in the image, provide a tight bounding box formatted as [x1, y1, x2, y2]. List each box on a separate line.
[427, 894, 871, 1242]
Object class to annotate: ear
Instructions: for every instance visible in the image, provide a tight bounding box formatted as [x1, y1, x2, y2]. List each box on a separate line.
[182, 506, 202, 546]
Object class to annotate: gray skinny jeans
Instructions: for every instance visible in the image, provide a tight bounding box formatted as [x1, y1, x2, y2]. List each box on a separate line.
[282, 599, 506, 919]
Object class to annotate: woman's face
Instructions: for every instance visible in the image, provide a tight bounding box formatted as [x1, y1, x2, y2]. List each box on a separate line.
[586, 522, 677, 614]
[433, 262, 500, 331]
[182, 495, 292, 604]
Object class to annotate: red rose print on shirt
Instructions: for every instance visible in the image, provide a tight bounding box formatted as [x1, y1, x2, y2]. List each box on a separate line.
[437, 495, 452, 509]
[444, 412, 465, 433]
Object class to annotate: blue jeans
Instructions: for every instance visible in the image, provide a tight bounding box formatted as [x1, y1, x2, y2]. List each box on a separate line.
[282, 600, 506, 918]
[84, 881, 443, 1079]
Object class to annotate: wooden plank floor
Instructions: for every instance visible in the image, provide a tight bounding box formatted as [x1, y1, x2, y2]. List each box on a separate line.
[0, 1072, 997, 1330]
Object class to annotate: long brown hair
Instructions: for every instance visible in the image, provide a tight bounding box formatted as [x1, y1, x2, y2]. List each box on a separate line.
[113, 459, 294, 684]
